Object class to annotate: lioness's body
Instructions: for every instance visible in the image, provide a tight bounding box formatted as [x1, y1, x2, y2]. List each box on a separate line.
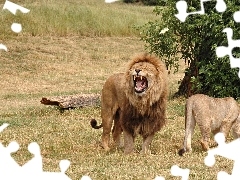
[91, 53, 168, 154]
[179, 94, 240, 156]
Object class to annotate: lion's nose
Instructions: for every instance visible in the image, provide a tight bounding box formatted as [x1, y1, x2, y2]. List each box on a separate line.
[135, 69, 141, 74]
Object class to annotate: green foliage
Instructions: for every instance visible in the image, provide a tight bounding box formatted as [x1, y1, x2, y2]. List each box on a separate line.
[138, 0, 240, 98]
[142, 0, 167, 6]
[123, 0, 139, 3]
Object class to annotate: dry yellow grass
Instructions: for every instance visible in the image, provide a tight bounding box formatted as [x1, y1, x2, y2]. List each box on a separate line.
[0, 0, 235, 179]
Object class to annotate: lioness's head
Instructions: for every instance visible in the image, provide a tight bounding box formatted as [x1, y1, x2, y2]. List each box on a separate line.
[124, 53, 168, 110]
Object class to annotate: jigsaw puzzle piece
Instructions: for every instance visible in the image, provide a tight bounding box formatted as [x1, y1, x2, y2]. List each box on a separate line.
[0, 123, 9, 132]
[21, 143, 72, 179]
[105, 0, 120, 3]
[171, 165, 190, 180]
[216, 28, 240, 78]
[175, 0, 211, 22]
[81, 175, 92, 180]
[175, 0, 188, 22]
[41, 171, 72, 180]
[204, 133, 240, 179]
[37, 160, 72, 180]
[204, 133, 226, 167]
[217, 171, 233, 180]
[3, 0, 30, 15]
[11, 22, 22, 33]
[215, 0, 227, 12]
[0, 122, 79, 179]
[0, 141, 21, 179]
[205, 133, 240, 162]
[2, 1, 30, 51]
[0, 124, 21, 178]
[233, 11, 240, 23]
[0, 44, 7, 51]
[175, 0, 226, 22]
[59, 160, 71, 173]
[216, 46, 229, 58]
[218, 170, 240, 180]
[21, 142, 42, 173]
[154, 176, 165, 180]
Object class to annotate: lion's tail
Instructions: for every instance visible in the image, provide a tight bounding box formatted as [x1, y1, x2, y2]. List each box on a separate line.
[178, 98, 196, 156]
[90, 119, 103, 129]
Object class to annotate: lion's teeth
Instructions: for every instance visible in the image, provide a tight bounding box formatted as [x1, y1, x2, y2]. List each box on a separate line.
[140, 76, 142, 80]
[133, 75, 136, 80]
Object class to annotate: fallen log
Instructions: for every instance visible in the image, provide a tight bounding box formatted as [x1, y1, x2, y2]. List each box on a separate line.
[41, 94, 100, 109]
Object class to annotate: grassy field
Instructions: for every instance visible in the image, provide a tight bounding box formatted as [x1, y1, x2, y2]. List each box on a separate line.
[0, 0, 235, 179]
[0, 0, 158, 38]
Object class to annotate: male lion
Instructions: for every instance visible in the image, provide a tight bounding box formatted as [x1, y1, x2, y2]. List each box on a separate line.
[90, 53, 168, 154]
[178, 94, 240, 156]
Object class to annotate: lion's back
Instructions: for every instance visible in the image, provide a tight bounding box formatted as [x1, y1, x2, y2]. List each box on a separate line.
[188, 94, 238, 124]
[101, 73, 126, 109]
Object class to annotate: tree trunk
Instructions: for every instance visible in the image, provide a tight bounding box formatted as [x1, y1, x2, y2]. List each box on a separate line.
[174, 61, 199, 98]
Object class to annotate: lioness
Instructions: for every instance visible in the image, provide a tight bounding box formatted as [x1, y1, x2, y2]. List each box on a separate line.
[91, 53, 168, 154]
[178, 94, 240, 156]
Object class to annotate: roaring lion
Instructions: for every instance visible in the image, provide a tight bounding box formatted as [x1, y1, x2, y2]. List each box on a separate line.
[178, 94, 240, 156]
[90, 53, 168, 154]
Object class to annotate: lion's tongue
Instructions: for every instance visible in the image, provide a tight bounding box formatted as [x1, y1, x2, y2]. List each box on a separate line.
[135, 80, 145, 91]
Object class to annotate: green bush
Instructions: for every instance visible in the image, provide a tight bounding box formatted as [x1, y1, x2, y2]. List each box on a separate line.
[123, 0, 139, 3]
[138, 1, 240, 98]
[142, 0, 166, 6]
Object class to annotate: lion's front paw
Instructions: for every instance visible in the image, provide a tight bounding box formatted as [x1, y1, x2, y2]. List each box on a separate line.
[124, 147, 135, 154]
[178, 148, 186, 156]
[101, 144, 111, 152]
[178, 147, 192, 156]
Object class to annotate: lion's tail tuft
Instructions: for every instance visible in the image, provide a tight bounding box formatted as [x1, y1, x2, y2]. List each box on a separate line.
[90, 119, 103, 129]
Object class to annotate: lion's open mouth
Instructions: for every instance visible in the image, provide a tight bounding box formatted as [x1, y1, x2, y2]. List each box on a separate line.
[133, 75, 148, 93]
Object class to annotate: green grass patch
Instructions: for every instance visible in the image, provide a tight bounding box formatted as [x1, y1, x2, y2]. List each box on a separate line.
[0, 0, 158, 38]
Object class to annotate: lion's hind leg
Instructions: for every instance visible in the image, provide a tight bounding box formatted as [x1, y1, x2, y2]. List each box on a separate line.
[178, 102, 196, 156]
[232, 114, 240, 138]
[112, 112, 123, 149]
[101, 113, 114, 151]
[199, 122, 211, 151]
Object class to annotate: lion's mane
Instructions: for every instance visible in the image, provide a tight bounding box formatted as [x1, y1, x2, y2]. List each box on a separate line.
[121, 53, 168, 136]
[124, 53, 168, 114]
